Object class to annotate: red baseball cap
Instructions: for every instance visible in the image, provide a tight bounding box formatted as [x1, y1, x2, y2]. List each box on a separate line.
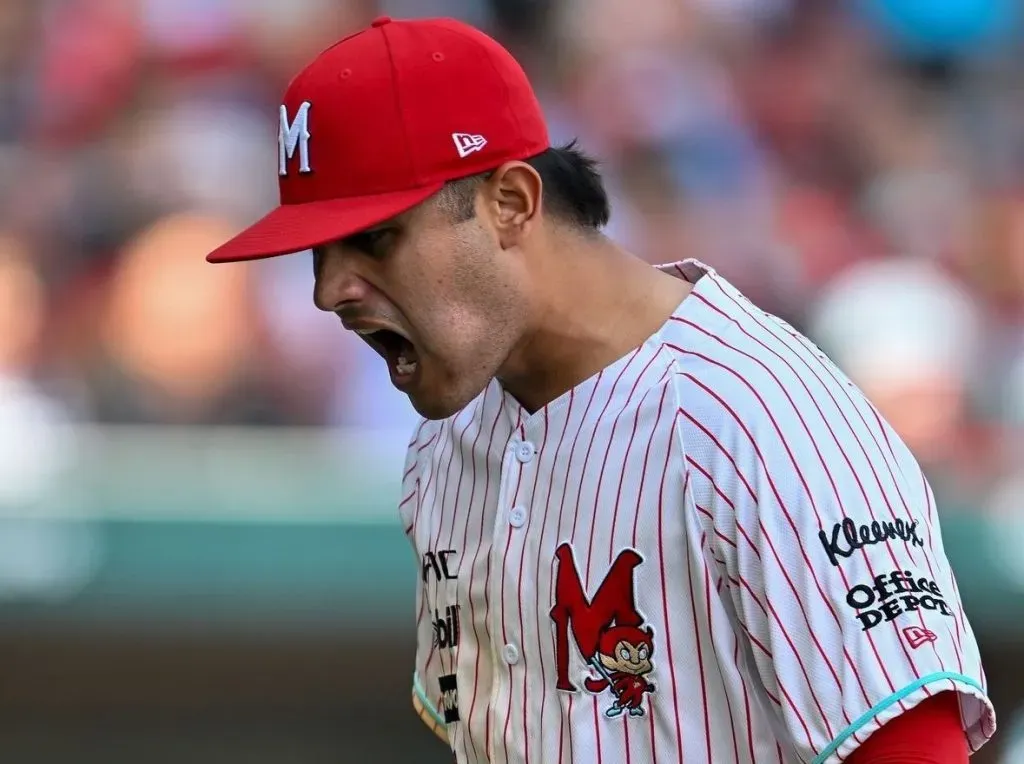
[205, 16, 550, 264]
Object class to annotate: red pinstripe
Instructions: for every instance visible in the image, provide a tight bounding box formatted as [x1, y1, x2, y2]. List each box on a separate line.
[692, 503, 738, 550]
[579, 349, 644, 578]
[684, 458, 761, 556]
[734, 634, 756, 761]
[500, 423, 529, 764]
[403, 420, 430, 477]
[409, 431, 439, 533]
[464, 391, 506, 762]
[516, 407, 551, 764]
[655, 387, 685, 763]
[631, 380, 673, 544]
[741, 622, 772, 659]
[418, 439, 452, 681]
[434, 410, 478, 757]
[435, 411, 476, 685]
[633, 386, 670, 764]
[602, 348, 666, 566]
[415, 430, 438, 455]
[502, 418, 552, 764]
[534, 397, 573, 764]
[452, 390, 494, 764]
[686, 528, 713, 764]
[422, 416, 461, 677]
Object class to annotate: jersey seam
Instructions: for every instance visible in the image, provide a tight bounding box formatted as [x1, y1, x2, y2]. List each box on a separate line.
[667, 366, 712, 552]
[812, 671, 984, 764]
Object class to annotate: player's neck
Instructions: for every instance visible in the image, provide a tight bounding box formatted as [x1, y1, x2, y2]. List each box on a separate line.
[497, 238, 692, 414]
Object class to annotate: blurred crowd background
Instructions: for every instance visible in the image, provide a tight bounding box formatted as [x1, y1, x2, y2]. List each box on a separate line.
[2, 0, 1024, 501]
[2, 0, 1024, 762]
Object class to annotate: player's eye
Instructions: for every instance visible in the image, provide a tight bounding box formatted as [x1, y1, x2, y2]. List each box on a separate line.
[638, 647, 648, 660]
[346, 227, 397, 258]
[620, 648, 630, 661]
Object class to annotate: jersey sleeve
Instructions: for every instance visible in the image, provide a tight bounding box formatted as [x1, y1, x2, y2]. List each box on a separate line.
[398, 419, 450, 745]
[676, 344, 996, 764]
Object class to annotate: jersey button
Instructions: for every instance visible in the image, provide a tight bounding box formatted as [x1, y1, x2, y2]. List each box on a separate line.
[508, 506, 527, 528]
[502, 643, 520, 665]
[514, 441, 535, 463]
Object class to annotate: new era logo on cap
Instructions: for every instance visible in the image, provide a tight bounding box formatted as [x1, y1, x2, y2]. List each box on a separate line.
[453, 132, 487, 158]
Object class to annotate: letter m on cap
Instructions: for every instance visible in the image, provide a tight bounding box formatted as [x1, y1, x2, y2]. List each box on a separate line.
[279, 101, 312, 176]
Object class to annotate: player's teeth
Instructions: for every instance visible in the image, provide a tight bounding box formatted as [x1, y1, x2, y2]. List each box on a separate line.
[395, 355, 418, 375]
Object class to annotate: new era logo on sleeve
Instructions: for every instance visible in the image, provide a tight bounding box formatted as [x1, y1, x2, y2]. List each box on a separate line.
[279, 101, 312, 176]
[903, 625, 938, 649]
[452, 132, 487, 158]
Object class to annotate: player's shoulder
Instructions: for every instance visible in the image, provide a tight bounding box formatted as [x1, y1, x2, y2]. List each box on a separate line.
[659, 264, 861, 436]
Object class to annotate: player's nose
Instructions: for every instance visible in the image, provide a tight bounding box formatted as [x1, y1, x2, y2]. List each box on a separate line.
[312, 245, 371, 313]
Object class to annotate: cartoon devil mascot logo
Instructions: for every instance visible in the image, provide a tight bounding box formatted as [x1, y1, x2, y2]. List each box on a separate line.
[585, 624, 656, 716]
[550, 543, 657, 718]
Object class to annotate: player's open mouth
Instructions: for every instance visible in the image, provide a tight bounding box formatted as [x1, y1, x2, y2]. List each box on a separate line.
[355, 327, 420, 387]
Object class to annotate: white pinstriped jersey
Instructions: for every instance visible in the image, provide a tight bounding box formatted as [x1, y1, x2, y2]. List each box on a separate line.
[400, 259, 995, 764]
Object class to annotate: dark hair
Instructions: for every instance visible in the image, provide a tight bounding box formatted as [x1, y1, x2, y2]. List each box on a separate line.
[437, 140, 610, 230]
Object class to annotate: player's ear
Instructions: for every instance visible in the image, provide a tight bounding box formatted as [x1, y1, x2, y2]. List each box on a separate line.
[483, 161, 542, 249]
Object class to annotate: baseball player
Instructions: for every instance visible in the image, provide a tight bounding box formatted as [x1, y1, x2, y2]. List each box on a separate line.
[206, 15, 995, 764]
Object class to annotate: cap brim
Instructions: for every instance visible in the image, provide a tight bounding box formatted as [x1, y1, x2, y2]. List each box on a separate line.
[205, 183, 445, 263]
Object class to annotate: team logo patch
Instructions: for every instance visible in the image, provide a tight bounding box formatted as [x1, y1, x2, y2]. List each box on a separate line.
[550, 543, 656, 718]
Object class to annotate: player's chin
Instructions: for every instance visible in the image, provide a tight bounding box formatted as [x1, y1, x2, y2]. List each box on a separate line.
[407, 377, 488, 421]
[407, 392, 465, 421]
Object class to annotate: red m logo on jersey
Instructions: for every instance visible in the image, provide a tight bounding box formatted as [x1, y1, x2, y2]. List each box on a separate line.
[549, 543, 649, 692]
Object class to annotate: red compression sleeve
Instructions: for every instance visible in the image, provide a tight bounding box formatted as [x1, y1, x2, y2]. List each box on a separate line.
[846, 690, 968, 764]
